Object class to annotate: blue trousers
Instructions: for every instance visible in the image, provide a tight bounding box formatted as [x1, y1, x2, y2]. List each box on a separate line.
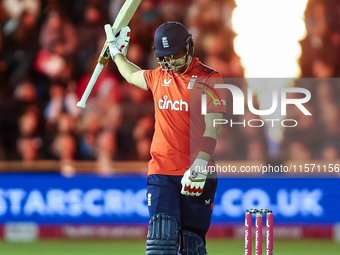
[146, 173, 217, 242]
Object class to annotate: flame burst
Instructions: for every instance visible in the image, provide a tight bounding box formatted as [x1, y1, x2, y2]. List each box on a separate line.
[231, 0, 308, 147]
[232, 0, 308, 78]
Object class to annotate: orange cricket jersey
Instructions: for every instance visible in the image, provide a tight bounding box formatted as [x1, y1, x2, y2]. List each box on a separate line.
[144, 57, 226, 176]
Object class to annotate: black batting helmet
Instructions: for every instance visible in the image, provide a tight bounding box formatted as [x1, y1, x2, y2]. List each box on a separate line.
[153, 22, 192, 58]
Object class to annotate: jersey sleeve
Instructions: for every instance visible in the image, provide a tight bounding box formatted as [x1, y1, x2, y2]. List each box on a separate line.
[206, 72, 227, 114]
[144, 69, 155, 91]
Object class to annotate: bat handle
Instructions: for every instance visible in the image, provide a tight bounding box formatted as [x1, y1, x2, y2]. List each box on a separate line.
[77, 63, 104, 108]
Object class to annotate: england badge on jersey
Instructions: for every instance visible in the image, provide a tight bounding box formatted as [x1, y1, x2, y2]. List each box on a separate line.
[187, 75, 198, 89]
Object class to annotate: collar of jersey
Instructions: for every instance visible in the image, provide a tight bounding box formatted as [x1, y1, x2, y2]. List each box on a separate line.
[165, 57, 199, 78]
[185, 57, 198, 74]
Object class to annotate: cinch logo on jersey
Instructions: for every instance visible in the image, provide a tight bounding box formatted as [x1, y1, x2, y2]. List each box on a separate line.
[158, 95, 189, 112]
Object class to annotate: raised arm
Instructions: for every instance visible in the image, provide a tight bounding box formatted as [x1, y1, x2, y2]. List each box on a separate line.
[105, 25, 147, 91]
[114, 55, 147, 90]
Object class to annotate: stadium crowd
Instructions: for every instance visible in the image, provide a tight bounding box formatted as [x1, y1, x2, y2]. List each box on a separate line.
[0, 0, 340, 169]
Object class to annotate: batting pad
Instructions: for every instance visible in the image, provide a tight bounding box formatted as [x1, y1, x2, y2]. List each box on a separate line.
[179, 230, 206, 255]
[146, 213, 179, 255]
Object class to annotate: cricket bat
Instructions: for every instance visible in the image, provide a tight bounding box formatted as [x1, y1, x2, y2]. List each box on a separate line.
[77, 0, 142, 108]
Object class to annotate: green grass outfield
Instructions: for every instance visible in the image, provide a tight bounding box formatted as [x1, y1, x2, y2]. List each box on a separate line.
[0, 239, 339, 255]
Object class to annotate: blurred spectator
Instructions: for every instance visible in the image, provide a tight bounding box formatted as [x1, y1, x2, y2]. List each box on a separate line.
[57, 113, 78, 135]
[158, 0, 187, 24]
[3, 0, 40, 21]
[18, 107, 40, 138]
[16, 137, 42, 162]
[187, 0, 230, 35]
[44, 82, 80, 126]
[315, 81, 337, 115]
[319, 103, 340, 142]
[49, 0, 108, 25]
[247, 140, 266, 162]
[288, 141, 312, 161]
[299, 0, 340, 77]
[12, 78, 50, 119]
[132, 115, 153, 160]
[52, 132, 77, 159]
[132, 115, 153, 141]
[15, 106, 44, 160]
[140, 0, 160, 25]
[2, 9, 40, 85]
[126, 42, 147, 69]
[135, 137, 152, 161]
[96, 129, 117, 174]
[318, 141, 339, 160]
[51, 132, 78, 176]
[305, 0, 329, 42]
[39, 10, 78, 57]
[13, 81, 37, 102]
[11, 81, 44, 136]
[282, 103, 320, 160]
[97, 130, 116, 159]
[76, 4, 107, 75]
[34, 9, 77, 82]
[326, 0, 340, 51]
[79, 111, 102, 160]
[201, 33, 231, 77]
[34, 48, 71, 81]
[312, 57, 336, 78]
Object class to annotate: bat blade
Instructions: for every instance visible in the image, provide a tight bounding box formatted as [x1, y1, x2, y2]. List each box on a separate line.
[77, 63, 104, 108]
[77, 0, 142, 108]
[99, 0, 142, 63]
[112, 0, 142, 35]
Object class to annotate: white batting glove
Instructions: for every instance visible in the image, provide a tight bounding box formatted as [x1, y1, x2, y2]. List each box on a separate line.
[104, 24, 131, 60]
[181, 158, 209, 197]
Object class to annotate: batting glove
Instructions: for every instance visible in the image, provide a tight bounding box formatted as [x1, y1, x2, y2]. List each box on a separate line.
[104, 24, 131, 60]
[181, 158, 209, 196]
